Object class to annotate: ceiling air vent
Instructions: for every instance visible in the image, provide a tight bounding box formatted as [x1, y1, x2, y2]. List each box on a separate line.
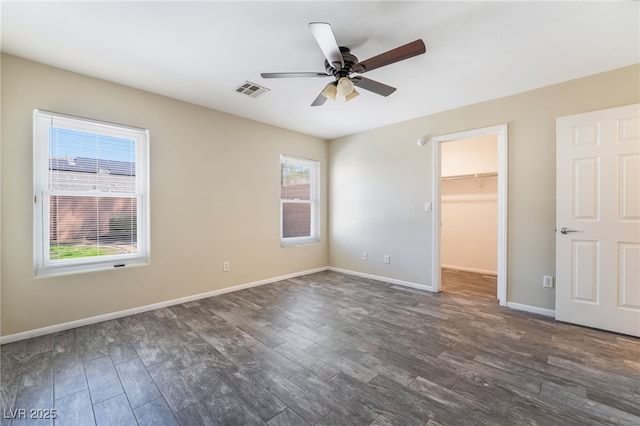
[235, 81, 270, 98]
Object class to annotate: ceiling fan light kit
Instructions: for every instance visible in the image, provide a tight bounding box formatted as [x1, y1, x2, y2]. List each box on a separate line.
[336, 77, 354, 97]
[345, 89, 359, 102]
[261, 22, 426, 106]
[321, 82, 337, 100]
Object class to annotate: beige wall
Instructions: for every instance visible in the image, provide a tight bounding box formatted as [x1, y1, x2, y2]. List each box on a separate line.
[329, 64, 640, 310]
[2, 53, 639, 337]
[1, 54, 328, 336]
[441, 135, 498, 177]
[441, 136, 498, 273]
[441, 177, 498, 275]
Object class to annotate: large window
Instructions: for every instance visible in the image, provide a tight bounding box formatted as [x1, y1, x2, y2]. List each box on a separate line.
[33, 110, 149, 277]
[280, 155, 319, 246]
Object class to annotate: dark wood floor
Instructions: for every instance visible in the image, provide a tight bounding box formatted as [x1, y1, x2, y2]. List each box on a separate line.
[1, 270, 639, 425]
[441, 268, 497, 300]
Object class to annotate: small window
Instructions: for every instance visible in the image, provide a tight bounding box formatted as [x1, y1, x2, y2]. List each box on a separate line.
[280, 155, 319, 246]
[33, 110, 150, 277]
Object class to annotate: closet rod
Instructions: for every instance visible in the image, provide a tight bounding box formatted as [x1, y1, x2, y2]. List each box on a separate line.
[442, 172, 497, 181]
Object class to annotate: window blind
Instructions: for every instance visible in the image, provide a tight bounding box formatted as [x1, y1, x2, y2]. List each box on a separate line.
[280, 155, 319, 245]
[34, 110, 149, 276]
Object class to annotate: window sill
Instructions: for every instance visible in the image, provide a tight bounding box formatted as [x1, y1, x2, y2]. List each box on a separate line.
[35, 257, 149, 278]
[280, 239, 320, 248]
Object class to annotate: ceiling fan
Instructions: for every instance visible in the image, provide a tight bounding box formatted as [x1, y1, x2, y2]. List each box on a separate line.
[261, 22, 426, 106]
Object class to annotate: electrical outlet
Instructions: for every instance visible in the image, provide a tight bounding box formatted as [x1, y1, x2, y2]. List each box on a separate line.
[362, 251, 368, 261]
[543, 275, 553, 288]
[223, 261, 230, 272]
[384, 255, 391, 264]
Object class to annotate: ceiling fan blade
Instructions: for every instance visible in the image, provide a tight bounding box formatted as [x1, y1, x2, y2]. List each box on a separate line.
[351, 76, 396, 97]
[261, 72, 330, 78]
[311, 92, 327, 107]
[355, 39, 426, 73]
[311, 82, 337, 106]
[309, 22, 344, 70]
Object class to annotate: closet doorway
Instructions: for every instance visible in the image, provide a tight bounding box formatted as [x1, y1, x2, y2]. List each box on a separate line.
[431, 125, 508, 305]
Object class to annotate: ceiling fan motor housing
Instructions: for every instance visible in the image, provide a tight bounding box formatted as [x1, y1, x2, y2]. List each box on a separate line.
[325, 47, 360, 81]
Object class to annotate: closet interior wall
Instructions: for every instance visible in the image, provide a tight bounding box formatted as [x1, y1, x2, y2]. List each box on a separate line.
[441, 136, 498, 275]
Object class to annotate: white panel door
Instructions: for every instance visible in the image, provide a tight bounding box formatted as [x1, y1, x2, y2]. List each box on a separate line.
[556, 103, 640, 337]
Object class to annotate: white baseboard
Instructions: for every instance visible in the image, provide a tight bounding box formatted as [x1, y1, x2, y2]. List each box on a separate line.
[506, 301, 555, 318]
[0, 267, 329, 345]
[328, 267, 434, 292]
[330, 268, 556, 317]
[441, 265, 497, 276]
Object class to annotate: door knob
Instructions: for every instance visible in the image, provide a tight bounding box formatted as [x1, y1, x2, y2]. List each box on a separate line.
[560, 227, 581, 234]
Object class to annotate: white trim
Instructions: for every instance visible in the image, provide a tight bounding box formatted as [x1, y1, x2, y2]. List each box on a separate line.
[441, 265, 497, 276]
[506, 302, 555, 318]
[34, 109, 147, 133]
[0, 267, 328, 344]
[328, 267, 434, 292]
[431, 124, 508, 306]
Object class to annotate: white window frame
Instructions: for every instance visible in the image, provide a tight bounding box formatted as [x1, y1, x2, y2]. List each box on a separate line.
[280, 155, 320, 247]
[33, 110, 150, 277]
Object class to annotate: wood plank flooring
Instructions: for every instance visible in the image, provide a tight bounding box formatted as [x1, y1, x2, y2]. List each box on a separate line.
[441, 268, 497, 300]
[1, 270, 639, 425]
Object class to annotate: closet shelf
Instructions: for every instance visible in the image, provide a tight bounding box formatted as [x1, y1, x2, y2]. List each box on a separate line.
[442, 172, 497, 181]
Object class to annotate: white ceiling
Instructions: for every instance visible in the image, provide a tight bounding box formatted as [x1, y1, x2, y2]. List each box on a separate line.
[2, 1, 638, 140]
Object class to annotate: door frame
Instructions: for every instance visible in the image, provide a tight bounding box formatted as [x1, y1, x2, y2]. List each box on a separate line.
[431, 124, 508, 306]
